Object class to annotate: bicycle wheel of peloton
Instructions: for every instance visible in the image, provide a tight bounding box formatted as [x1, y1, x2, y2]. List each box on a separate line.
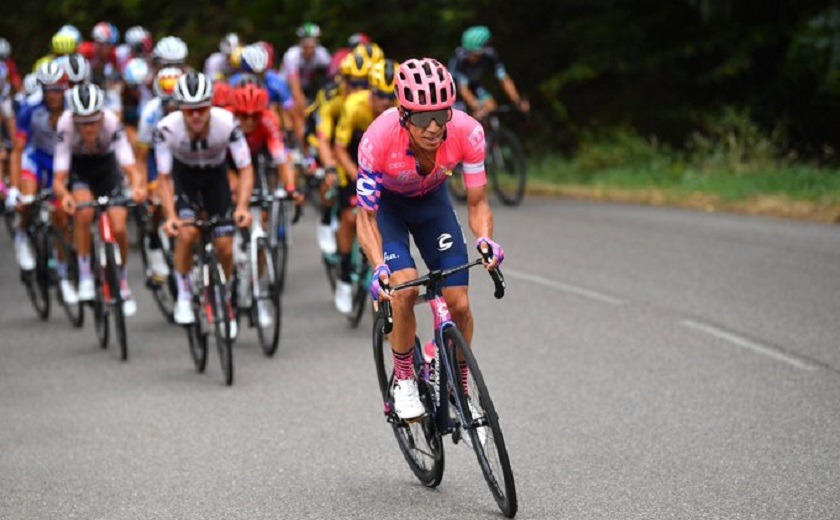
[93, 250, 110, 349]
[186, 299, 208, 373]
[24, 229, 51, 320]
[209, 253, 233, 385]
[105, 243, 128, 361]
[347, 256, 370, 329]
[255, 237, 281, 357]
[54, 230, 84, 327]
[141, 227, 176, 323]
[444, 326, 517, 517]
[272, 220, 289, 294]
[372, 315, 445, 487]
[448, 165, 468, 203]
[489, 129, 527, 207]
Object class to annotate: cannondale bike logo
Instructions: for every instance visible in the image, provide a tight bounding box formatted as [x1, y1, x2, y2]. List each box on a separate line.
[437, 233, 453, 251]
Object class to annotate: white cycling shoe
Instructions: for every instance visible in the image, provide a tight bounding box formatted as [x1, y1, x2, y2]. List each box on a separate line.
[59, 280, 79, 305]
[15, 238, 35, 271]
[122, 290, 137, 317]
[334, 281, 353, 314]
[148, 249, 170, 279]
[257, 300, 273, 327]
[317, 223, 337, 254]
[393, 378, 426, 420]
[77, 278, 96, 302]
[174, 300, 195, 325]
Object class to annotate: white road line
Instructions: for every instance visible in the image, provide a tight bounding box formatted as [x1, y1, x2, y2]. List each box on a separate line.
[681, 320, 817, 371]
[503, 268, 625, 305]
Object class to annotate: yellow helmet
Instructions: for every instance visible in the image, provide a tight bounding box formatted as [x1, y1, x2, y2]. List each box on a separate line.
[352, 42, 384, 65]
[340, 51, 371, 83]
[369, 59, 398, 95]
[229, 45, 244, 69]
[51, 32, 78, 55]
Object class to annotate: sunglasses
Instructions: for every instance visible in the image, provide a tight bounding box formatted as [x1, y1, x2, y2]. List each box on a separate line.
[183, 106, 210, 117]
[405, 108, 452, 129]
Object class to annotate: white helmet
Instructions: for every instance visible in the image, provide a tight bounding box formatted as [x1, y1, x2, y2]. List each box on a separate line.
[219, 33, 240, 55]
[240, 44, 269, 74]
[36, 60, 67, 87]
[0, 38, 10, 59]
[175, 71, 213, 108]
[153, 36, 188, 65]
[23, 73, 40, 96]
[123, 58, 150, 86]
[58, 24, 83, 44]
[59, 53, 91, 84]
[125, 26, 149, 45]
[70, 83, 105, 120]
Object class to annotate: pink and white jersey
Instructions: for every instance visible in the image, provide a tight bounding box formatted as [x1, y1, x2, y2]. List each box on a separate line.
[356, 108, 486, 211]
[53, 110, 136, 172]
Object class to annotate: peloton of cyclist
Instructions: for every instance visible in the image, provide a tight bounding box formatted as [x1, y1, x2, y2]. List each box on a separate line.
[52, 83, 146, 316]
[356, 58, 504, 419]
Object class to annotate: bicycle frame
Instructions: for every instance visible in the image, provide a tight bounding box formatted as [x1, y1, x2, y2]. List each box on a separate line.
[77, 196, 132, 305]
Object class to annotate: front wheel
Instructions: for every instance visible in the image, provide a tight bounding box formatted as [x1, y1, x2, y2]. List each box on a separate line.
[445, 327, 517, 518]
[489, 128, 527, 207]
[372, 314, 445, 487]
[254, 237, 281, 357]
[54, 231, 84, 328]
[22, 229, 50, 320]
[209, 253, 233, 385]
[105, 243, 127, 361]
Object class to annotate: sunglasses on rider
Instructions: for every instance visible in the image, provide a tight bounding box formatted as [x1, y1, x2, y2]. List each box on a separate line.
[183, 106, 210, 117]
[405, 108, 452, 129]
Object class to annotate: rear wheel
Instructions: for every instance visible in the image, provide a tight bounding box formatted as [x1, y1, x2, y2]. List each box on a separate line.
[372, 314, 445, 487]
[347, 253, 370, 329]
[448, 166, 468, 203]
[489, 129, 526, 207]
[445, 327, 517, 518]
[93, 254, 109, 349]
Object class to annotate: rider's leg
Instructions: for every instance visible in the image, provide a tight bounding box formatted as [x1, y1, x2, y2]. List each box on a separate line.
[72, 188, 95, 272]
[13, 173, 38, 269]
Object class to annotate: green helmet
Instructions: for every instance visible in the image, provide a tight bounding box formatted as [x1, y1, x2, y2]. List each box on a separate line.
[462, 25, 491, 51]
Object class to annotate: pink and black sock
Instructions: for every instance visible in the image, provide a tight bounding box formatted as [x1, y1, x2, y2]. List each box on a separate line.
[392, 348, 415, 381]
[459, 361, 470, 396]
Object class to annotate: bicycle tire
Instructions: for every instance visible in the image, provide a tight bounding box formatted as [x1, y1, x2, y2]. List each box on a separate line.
[322, 254, 339, 294]
[489, 128, 526, 207]
[105, 243, 128, 361]
[25, 228, 51, 320]
[273, 222, 289, 293]
[448, 166, 468, 203]
[444, 327, 517, 517]
[255, 237, 282, 357]
[93, 255, 109, 349]
[372, 315, 445, 487]
[209, 252, 233, 385]
[54, 230, 84, 328]
[347, 255, 370, 329]
[186, 301, 208, 373]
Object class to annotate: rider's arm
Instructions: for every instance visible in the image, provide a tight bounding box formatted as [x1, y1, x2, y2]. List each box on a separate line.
[153, 127, 176, 219]
[3, 100, 21, 190]
[458, 83, 480, 113]
[500, 75, 526, 110]
[355, 136, 385, 266]
[229, 124, 254, 212]
[461, 118, 493, 240]
[113, 120, 144, 195]
[52, 113, 73, 201]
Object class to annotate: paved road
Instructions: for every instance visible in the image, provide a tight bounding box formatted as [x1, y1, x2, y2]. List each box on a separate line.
[2, 198, 839, 519]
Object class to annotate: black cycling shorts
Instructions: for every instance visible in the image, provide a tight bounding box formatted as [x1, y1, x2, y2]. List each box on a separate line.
[172, 159, 234, 236]
[69, 153, 124, 197]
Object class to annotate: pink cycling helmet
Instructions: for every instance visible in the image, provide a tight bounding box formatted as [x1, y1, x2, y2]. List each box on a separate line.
[395, 58, 456, 111]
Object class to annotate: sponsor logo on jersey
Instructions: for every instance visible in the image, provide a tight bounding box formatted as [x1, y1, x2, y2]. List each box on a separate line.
[357, 177, 377, 197]
[467, 125, 484, 151]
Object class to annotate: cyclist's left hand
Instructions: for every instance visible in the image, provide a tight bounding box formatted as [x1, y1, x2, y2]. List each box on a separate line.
[516, 99, 530, 113]
[234, 205, 252, 229]
[476, 237, 504, 270]
[131, 184, 148, 204]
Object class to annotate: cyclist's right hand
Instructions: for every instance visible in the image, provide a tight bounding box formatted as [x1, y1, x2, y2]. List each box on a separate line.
[163, 217, 181, 237]
[369, 263, 392, 302]
[61, 194, 76, 215]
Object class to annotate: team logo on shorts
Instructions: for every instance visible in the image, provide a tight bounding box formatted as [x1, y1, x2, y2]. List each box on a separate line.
[437, 233, 453, 251]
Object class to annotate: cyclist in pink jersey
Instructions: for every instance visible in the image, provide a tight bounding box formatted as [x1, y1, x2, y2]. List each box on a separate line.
[356, 58, 504, 420]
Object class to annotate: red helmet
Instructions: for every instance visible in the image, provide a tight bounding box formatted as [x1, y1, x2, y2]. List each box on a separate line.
[232, 84, 268, 114]
[212, 80, 233, 109]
